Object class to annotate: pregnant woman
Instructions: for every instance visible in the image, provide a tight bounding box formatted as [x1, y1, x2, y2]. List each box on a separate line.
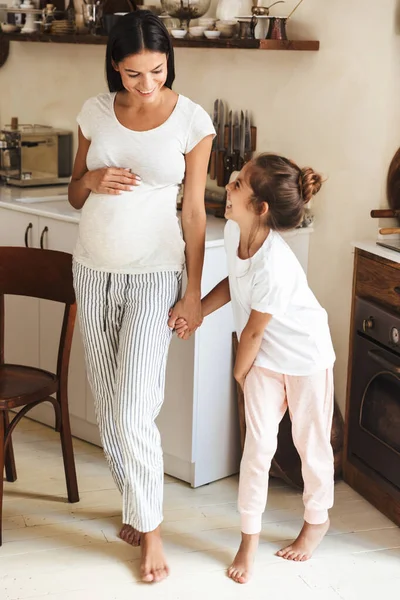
[68, 10, 214, 584]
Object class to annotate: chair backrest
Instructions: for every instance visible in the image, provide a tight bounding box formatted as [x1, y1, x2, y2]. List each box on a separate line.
[0, 247, 75, 304]
[0, 247, 76, 378]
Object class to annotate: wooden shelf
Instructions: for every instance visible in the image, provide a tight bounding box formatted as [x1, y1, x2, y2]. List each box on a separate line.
[0, 32, 319, 51]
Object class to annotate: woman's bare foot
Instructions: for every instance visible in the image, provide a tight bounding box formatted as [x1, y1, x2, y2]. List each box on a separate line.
[276, 519, 330, 561]
[140, 527, 169, 584]
[227, 533, 259, 584]
[119, 524, 141, 547]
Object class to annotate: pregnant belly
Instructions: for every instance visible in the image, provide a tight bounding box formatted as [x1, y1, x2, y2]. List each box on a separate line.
[78, 193, 182, 269]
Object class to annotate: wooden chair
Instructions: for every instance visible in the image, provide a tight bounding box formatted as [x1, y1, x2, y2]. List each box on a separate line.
[0, 247, 79, 546]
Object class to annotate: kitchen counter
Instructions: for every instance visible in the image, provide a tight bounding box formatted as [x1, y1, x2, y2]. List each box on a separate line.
[0, 185, 315, 251]
[353, 240, 400, 265]
[0, 185, 227, 248]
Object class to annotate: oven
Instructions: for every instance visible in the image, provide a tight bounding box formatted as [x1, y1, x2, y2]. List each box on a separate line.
[348, 297, 400, 489]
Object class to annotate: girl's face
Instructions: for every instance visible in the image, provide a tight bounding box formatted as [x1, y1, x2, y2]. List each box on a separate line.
[225, 162, 259, 226]
[113, 50, 168, 102]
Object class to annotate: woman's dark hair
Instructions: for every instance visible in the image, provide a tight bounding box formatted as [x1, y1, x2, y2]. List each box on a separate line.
[106, 10, 175, 92]
[248, 153, 323, 231]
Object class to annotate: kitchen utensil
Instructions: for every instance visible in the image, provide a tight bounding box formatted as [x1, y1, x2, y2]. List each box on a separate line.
[287, 0, 305, 19]
[376, 240, 400, 253]
[82, 0, 103, 35]
[379, 228, 400, 235]
[17, 2, 41, 34]
[171, 28, 187, 38]
[237, 16, 257, 39]
[215, 20, 237, 38]
[233, 111, 240, 171]
[251, 1, 285, 16]
[386, 147, 400, 226]
[267, 16, 287, 39]
[238, 110, 245, 171]
[216, 100, 226, 187]
[0, 125, 72, 187]
[209, 99, 219, 180]
[1, 23, 19, 32]
[160, 1, 211, 29]
[204, 29, 220, 39]
[244, 110, 252, 164]
[51, 19, 75, 34]
[371, 209, 400, 218]
[189, 25, 205, 37]
[223, 110, 234, 186]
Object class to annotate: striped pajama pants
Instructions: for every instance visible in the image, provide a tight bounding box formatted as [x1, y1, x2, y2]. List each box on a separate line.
[73, 261, 181, 533]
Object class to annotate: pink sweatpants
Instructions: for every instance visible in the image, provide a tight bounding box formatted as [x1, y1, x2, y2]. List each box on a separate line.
[239, 366, 334, 535]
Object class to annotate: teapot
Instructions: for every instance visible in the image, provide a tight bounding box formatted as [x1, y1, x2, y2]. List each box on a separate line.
[252, 1, 285, 16]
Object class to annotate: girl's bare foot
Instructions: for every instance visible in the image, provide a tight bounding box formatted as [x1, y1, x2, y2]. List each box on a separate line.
[119, 524, 141, 547]
[141, 527, 169, 584]
[227, 533, 259, 584]
[277, 519, 330, 561]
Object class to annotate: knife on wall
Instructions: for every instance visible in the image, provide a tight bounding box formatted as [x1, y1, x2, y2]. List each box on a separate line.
[224, 110, 234, 186]
[237, 110, 245, 171]
[233, 111, 240, 172]
[209, 99, 219, 180]
[217, 100, 226, 187]
[244, 110, 252, 164]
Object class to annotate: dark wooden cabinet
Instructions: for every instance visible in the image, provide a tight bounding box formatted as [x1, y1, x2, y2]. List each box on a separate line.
[344, 248, 400, 526]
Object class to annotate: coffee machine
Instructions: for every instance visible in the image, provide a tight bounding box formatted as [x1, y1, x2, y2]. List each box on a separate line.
[0, 124, 72, 187]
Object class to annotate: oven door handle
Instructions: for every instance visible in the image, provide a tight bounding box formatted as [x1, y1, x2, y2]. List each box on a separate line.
[368, 349, 400, 374]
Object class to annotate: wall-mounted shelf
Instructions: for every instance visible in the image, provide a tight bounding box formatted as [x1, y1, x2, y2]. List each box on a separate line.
[0, 32, 319, 67]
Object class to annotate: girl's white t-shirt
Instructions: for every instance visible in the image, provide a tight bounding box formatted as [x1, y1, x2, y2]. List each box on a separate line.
[73, 92, 215, 274]
[224, 220, 336, 376]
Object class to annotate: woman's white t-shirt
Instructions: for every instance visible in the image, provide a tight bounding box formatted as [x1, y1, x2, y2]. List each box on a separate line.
[224, 220, 336, 376]
[73, 92, 215, 274]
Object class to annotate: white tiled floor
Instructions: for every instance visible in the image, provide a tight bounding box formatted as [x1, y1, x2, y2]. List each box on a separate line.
[1, 418, 400, 599]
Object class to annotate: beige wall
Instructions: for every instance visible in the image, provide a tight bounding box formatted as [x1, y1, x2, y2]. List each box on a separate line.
[1, 0, 399, 412]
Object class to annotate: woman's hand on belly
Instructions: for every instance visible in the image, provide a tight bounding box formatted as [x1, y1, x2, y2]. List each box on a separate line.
[83, 167, 141, 195]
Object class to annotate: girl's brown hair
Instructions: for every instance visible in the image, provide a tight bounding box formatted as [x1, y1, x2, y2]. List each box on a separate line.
[248, 154, 323, 231]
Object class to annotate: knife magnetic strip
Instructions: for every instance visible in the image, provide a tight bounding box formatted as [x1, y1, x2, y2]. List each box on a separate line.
[223, 125, 257, 154]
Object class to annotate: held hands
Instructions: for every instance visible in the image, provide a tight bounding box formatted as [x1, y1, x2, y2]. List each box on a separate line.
[168, 294, 203, 340]
[84, 167, 141, 195]
[173, 316, 190, 339]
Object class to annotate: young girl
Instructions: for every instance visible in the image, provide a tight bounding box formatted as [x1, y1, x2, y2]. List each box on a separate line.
[176, 154, 335, 584]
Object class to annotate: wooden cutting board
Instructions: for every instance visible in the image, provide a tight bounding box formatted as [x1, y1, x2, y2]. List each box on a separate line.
[387, 147, 400, 225]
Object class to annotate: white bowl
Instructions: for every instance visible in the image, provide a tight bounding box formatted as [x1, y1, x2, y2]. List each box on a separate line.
[189, 25, 206, 37]
[216, 20, 237, 38]
[171, 29, 187, 39]
[204, 30, 221, 40]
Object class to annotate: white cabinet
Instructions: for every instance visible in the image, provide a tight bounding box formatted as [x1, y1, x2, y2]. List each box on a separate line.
[0, 208, 40, 368]
[160, 245, 240, 487]
[0, 208, 101, 445]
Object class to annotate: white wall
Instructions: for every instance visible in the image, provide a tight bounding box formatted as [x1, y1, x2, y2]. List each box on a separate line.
[1, 0, 399, 413]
